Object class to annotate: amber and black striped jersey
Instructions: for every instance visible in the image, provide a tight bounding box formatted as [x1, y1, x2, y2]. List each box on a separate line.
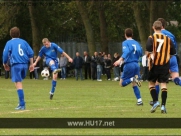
[146, 33, 176, 66]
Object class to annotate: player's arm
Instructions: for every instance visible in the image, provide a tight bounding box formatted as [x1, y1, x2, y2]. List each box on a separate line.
[33, 56, 41, 67]
[113, 57, 124, 66]
[29, 57, 34, 72]
[62, 52, 73, 63]
[114, 43, 128, 66]
[3, 43, 10, 71]
[2, 43, 9, 65]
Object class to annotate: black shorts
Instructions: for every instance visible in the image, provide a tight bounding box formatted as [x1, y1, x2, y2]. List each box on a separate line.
[148, 64, 170, 83]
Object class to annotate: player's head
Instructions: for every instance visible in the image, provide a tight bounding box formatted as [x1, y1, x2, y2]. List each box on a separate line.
[42, 38, 51, 48]
[152, 21, 162, 31]
[125, 28, 133, 38]
[10, 27, 20, 38]
[157, 18, 166, 28]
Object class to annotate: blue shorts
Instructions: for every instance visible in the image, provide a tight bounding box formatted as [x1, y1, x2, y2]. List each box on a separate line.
[46, 58, 58, 69]
[11, 64, 28, 82]
[170, 55, 179, 72]
[121, 62, 141, 80]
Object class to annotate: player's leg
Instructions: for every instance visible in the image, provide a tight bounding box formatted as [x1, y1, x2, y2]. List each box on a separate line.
[49, 60, 59, 100]
[48, 59, 61, 74]
[159, 72, 169, 114]
[155, 81, 160, 98]
[14, 82, 25, 110]
[120, 63, 133, 86]
[150, 81, 160, 106]
[149, 81, 160, 113]
[11, 64, 28, 110]
[148, 70, 160, 113]
[170, 55, 181, 86]
[132, 82, 143, 105]
[132, 63, 143, 105]
[160, 86, 167, 114]
[172, 72, 181, 86]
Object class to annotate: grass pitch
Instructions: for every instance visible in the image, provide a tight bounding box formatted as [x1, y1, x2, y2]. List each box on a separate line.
[0, 76, 181, 135]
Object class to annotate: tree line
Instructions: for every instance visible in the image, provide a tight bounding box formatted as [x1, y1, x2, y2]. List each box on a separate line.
[0, 0, 180, 57]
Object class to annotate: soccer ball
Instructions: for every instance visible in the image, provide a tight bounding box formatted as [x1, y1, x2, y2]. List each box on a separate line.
[41, 68, 50, 78]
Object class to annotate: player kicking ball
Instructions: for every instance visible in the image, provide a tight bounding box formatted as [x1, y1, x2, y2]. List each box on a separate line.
[33, 38, 73, 100]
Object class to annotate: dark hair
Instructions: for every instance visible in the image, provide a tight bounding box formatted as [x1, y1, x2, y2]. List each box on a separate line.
[157, 18, 166, 28]
[125, 28, 133, 37]
[10, 27, 20, 38]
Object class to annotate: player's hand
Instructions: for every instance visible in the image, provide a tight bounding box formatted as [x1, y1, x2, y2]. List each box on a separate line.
[69, 58, 73, 63]
[3, 64, 10, 71]
[113, 60, 121, 66]
[29, 64, 34, 72]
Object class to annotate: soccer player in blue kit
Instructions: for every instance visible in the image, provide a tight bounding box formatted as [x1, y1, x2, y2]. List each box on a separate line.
[114, 28, 143, 105]
[33, 38, 73, 100]
[149, 18, 181, 106]
[3, 27, 34, 110]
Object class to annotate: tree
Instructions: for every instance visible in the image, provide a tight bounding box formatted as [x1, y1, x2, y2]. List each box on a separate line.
[76, 0, 96, 55]
[97, 1, 109, 53]
[132, 1, 149, 50]
[28, 0, 41, 56]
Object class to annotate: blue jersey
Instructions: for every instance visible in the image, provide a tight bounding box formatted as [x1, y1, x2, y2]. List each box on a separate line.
[3, 38, 34, 65]
[161, 29, 177, 51]
[121, 39, 143, 63]
[38, 42, 64, 62]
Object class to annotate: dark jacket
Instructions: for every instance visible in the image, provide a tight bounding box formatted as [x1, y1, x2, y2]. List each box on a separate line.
[84, 55, 91, 64]
[104, 59, 112, 68]
[73, 56, 84, 69]
[112, 56, 120, 67]
[96, 55, 103, 65]
[91, 55, 97, 68]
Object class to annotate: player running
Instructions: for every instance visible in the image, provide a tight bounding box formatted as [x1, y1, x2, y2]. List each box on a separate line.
[114, 28, 143, 106]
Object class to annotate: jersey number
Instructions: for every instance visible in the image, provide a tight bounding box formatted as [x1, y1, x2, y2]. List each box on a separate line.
[156, 39, 164, 52]
[132, 44, 136, 54]
[18, 44, 24, 56]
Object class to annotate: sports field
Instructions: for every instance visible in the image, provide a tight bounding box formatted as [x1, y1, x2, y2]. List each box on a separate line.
[0, 76, 181, 135]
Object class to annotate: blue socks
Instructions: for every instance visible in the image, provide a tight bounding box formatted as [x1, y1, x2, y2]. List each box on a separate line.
[155, 85, 160, 99]
[50, 80, 57, 94]
[174, 77, 181, 86]
[133, 86, 141, 99]
[122, 79, 132, 86]
[17, 89, 25, 106]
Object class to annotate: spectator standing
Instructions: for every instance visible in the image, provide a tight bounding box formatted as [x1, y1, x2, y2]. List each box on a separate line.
[59, 54, 68, 79]
[96, 52, 103, 81]
[83, 51, 91, 80]
[91, 52, 98, 80]
[73, 52, 84, 80]
[104, 54, 112, 80]
[112, 53, 120, 81]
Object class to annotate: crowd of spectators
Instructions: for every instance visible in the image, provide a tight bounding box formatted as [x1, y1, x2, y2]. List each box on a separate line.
[0, 51, 148, 81]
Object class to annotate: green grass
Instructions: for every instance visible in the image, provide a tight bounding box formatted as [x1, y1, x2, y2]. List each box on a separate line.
[0, 76, 181, 135]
